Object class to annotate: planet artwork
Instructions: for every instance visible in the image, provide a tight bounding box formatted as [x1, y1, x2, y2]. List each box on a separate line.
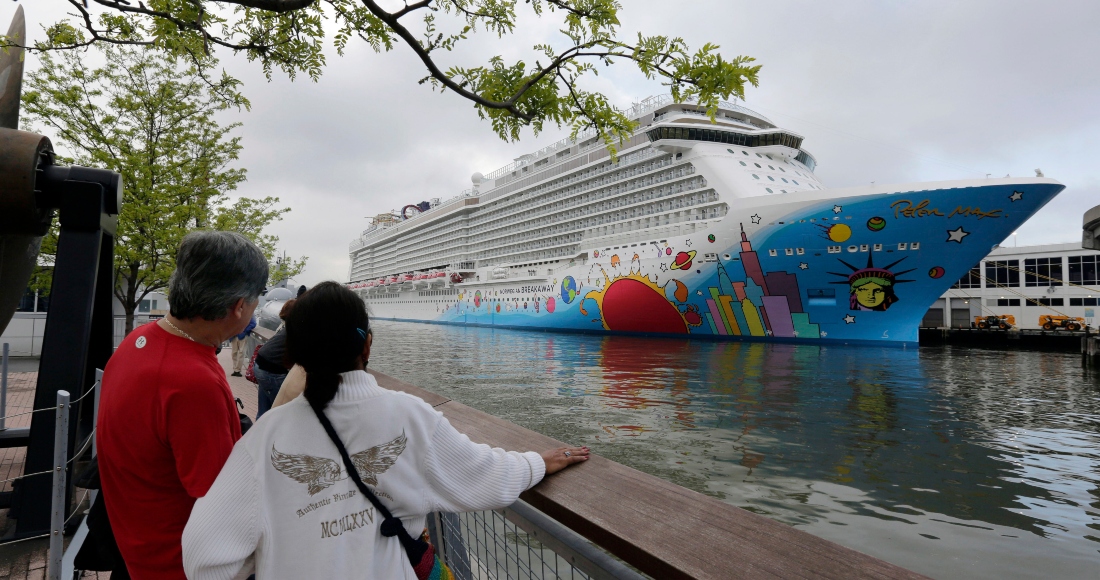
[474, 290, 482, 307]
[561, 276, 579, 304]
[665, 247, 672, 255]
[827, 224, 852, 243]
[928, 266, 945, 279]
[707, 234, 716, 243]
[610, 254, 621, 268]
[670, 250, 697, 271]
[593, 250, 600, 258]
[546, 296, 556, 313]
[867, 216, 887, 231]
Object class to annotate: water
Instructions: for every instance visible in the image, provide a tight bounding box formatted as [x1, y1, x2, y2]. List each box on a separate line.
[367, 320, 1100, 579]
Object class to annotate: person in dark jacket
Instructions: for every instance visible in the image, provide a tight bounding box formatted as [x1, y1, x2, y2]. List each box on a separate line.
[253, 300, 295, 418]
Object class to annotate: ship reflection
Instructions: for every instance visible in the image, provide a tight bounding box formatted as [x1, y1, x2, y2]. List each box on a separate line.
[570, 336, 1066, 534]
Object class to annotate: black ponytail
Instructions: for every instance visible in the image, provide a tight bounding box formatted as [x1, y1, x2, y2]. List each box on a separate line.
[285, 281, 370, 411]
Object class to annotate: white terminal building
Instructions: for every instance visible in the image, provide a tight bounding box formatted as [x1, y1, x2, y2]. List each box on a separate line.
[926, 242, 1099, 330]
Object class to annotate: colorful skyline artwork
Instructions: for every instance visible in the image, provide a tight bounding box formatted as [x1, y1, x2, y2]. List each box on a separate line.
[700, 225, 821, 339]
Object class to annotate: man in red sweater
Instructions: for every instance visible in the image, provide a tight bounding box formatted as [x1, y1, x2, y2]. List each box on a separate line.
[98, 231, 268, 579]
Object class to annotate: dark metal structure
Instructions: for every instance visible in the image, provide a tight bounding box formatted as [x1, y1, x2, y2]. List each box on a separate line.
[0, 6, 122, 538]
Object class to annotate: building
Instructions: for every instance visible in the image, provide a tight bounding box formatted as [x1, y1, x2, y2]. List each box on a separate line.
[925, 242, 1099, 329]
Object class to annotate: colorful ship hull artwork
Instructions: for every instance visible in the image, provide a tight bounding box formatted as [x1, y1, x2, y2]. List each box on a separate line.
[347, 97, 1065, 345]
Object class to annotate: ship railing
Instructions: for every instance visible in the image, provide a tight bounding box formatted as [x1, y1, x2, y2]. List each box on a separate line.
[366, 369, 926, 580]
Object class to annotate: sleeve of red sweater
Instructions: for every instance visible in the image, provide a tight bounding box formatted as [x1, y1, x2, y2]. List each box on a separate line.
[163, 378, 238, 498]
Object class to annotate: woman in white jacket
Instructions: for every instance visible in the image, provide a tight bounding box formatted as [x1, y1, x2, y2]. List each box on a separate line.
[182, 282, 588, 579]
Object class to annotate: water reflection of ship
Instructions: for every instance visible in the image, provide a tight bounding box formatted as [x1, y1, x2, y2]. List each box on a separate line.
[609, 337, 1063, 533]
[595, 336, 698, 430]
[698, 344, 1060, 533]
[702, 225, 820, 339]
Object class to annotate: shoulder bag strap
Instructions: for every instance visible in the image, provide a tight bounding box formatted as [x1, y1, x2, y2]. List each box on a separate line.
[311, 404, 429, 565]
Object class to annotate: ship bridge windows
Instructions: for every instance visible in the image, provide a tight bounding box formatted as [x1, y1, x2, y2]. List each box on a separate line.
[646, 126, 803, 151]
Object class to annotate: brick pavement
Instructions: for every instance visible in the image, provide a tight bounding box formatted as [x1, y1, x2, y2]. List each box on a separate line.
[0, 347, 255, 578]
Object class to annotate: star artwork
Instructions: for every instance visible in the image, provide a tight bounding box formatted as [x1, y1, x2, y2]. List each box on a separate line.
[1009, 191, 1024, 202]
[765, 329, 773, 336]
[685, 239, 692, 247]
[832, 205, 843, 214]
[697, 290, 704, 296]
[798, 262, 809, 270]
[792, 331, 799, 337]
[820, 330, 828, 337]
[843, 314, 856, 324]
[659, 262, 668, 271]
[751, 214, 762, 224]
[946, 226, 970, 243]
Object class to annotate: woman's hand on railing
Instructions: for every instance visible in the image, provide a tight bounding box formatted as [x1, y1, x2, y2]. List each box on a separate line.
[541, 446, 590, 474]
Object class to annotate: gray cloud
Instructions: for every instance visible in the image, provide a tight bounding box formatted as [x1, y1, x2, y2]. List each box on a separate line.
[11, 0, 1099, 284]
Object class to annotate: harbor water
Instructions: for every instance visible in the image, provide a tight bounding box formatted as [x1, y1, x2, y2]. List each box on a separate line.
[367, 320, 1100, 579]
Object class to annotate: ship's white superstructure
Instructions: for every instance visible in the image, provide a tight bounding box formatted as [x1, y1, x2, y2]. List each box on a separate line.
[349, 95, 819, 284]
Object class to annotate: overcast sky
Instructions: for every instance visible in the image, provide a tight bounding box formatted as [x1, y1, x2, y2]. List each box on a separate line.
[14, 1, 1100, 285]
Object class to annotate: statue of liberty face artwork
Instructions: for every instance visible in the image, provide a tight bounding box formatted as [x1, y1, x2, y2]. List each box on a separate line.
[829, 256, 914, 312]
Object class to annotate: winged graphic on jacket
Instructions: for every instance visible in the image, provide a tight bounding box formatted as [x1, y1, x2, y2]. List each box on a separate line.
[270, 431, 407, 496]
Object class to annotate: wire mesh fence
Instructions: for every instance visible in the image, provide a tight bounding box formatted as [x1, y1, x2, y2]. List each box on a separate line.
[436, 509, 592, 580]
[431, 502, 646, 580]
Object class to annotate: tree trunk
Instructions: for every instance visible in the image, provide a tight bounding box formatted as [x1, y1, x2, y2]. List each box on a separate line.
[124, 304, 136, 336]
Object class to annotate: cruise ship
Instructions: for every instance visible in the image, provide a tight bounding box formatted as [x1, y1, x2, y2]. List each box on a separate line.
[346, 95, 1064, 345]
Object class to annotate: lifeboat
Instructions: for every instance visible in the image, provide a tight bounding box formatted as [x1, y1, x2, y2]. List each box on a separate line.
[450, 272, 463, 284]
[413, 273, 430, 288]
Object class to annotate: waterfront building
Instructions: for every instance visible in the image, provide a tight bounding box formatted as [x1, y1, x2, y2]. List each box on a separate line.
[346, 95, 1066, 344]
[928, 242, 1099, 329]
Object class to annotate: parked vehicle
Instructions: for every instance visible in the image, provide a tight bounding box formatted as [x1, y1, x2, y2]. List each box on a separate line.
[1039, 315, 1085, 331]
[975, 315, 1015, 330]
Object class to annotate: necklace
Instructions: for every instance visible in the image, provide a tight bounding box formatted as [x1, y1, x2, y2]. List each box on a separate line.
[163, 317, 210, 346]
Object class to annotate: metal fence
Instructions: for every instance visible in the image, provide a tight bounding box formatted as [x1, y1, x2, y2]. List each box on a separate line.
[430, 501, 646, 580]
[0, 314, 151, 356]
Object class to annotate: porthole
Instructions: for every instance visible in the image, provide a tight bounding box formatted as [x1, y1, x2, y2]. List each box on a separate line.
[767, 176, 775, 181]
[755, 163, 761, 168]
[782, 178, 788, 183]
[740, 161, 747, 166]
[768, 165, 775, 170]
[723, 253, 732, 260]
[766, 188, 774, 193]
[753, 174, 760, 179]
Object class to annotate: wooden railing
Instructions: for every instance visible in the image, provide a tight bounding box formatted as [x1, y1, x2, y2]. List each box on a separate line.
[369, 369, 927, 580]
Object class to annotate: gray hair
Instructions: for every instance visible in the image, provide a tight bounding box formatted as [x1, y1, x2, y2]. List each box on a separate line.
[168, 231, 268, 320]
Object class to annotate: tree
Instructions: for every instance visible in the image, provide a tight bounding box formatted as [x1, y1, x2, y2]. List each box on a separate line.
[22, 44, 307, 333]
[14, 0, 761, 153]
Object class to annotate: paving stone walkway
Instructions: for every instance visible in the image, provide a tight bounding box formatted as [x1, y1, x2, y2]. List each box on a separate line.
[0, 347, 258, 578]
